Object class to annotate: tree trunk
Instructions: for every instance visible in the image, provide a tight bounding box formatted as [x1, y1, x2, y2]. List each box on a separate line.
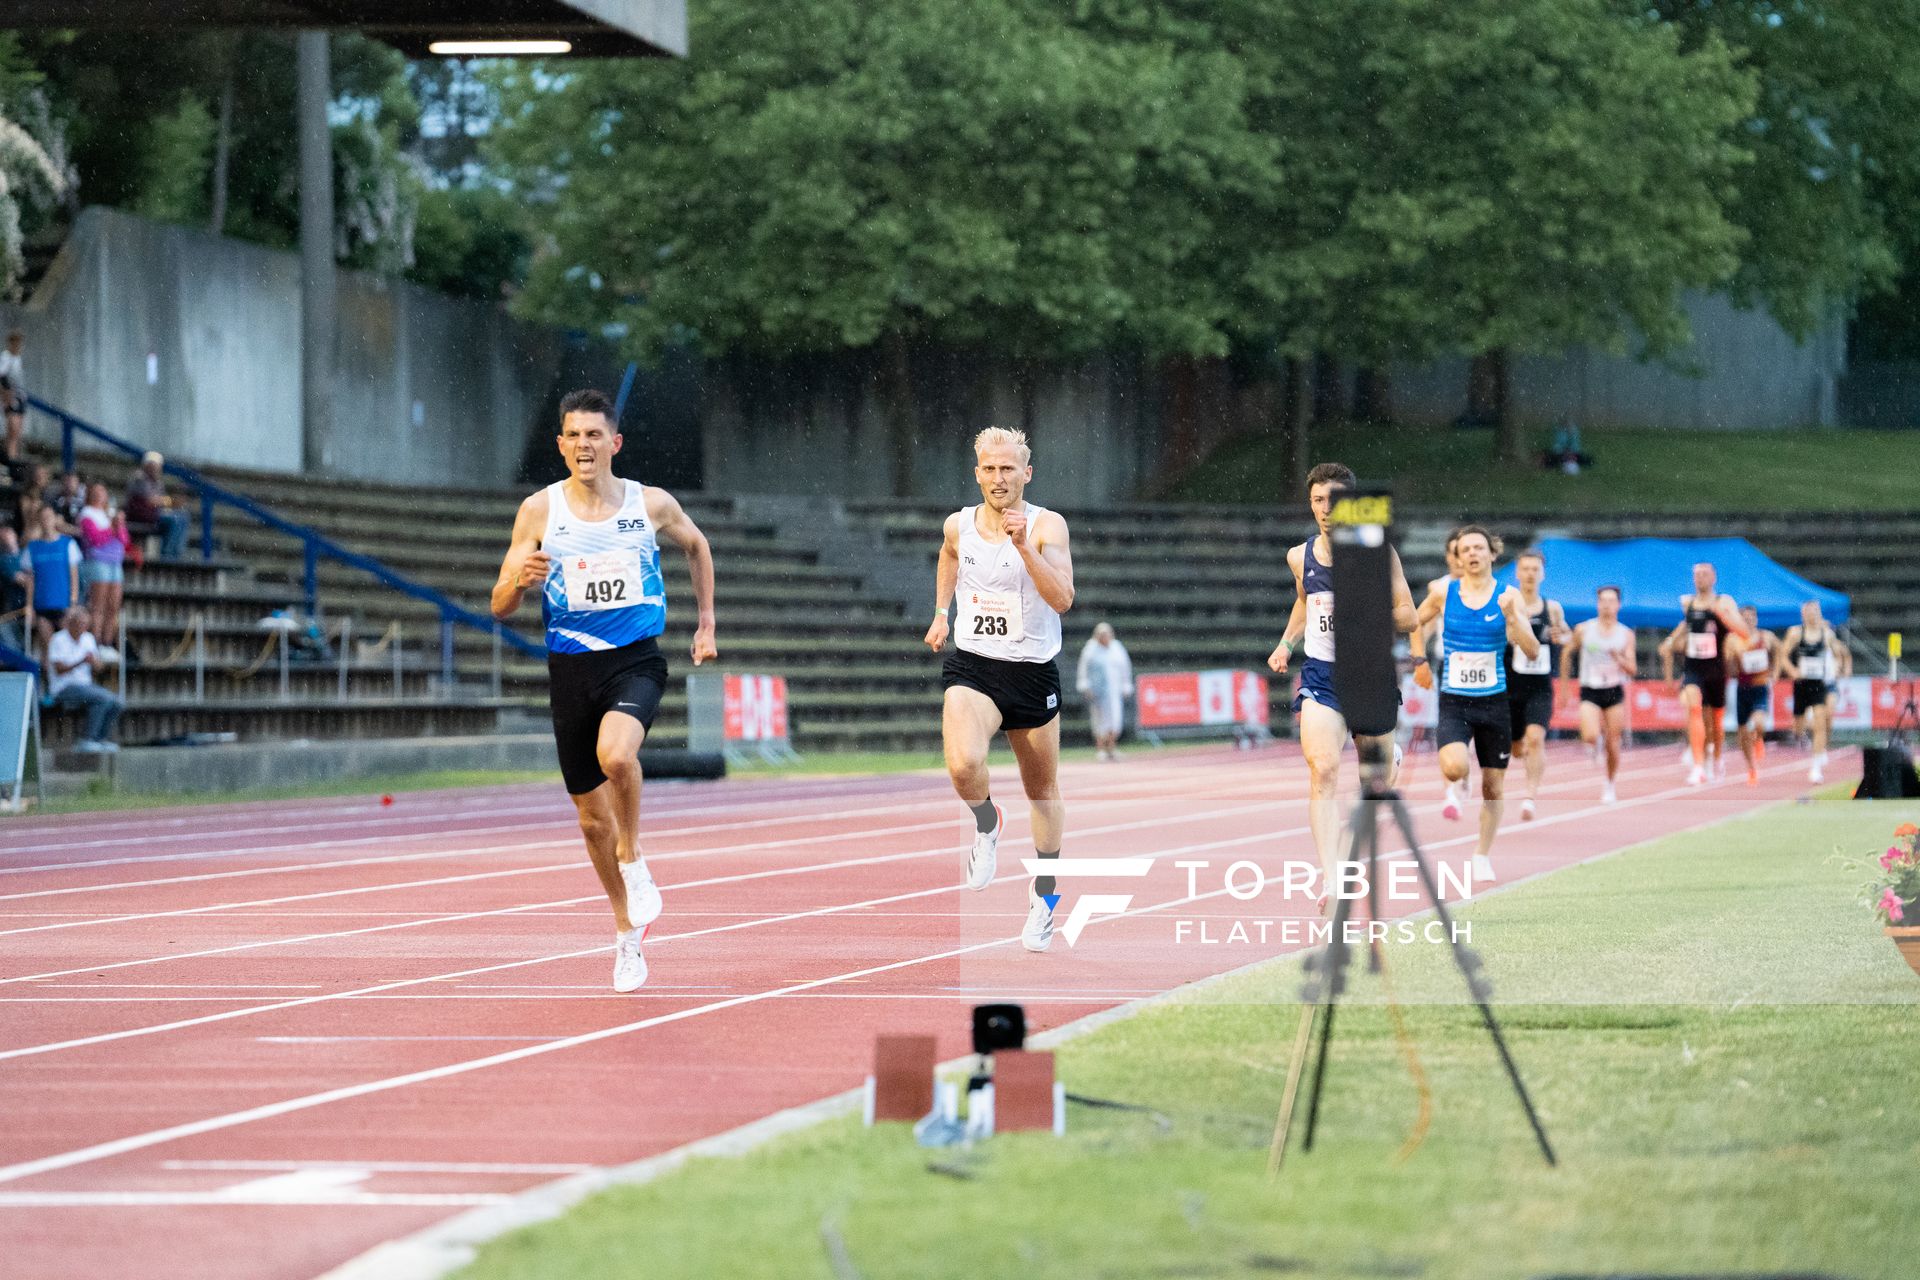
[209, 63, 235, 236]
[879, 330, 921, 498]
[1311, 352, 1345, 425]
[1352, 367, 1393, 424]
[1278, 355, 1311, 495]
[1485, 347, 1521, 462]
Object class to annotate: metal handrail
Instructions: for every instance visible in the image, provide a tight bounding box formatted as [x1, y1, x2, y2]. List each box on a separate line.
[27, 395, 545, 683]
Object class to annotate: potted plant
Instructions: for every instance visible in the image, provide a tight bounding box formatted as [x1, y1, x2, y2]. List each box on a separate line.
[1867, 823, 1920, 977]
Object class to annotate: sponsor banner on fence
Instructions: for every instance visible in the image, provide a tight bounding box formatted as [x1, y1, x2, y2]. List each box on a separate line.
[1139, 671, 1268, 730]
[723, 673, 790, 743]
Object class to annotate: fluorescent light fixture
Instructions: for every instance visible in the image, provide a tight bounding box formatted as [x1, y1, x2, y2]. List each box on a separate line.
[427, 39, 573, 55]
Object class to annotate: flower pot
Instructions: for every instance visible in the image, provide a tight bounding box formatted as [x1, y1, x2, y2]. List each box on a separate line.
[1888, 927, 1920, 978]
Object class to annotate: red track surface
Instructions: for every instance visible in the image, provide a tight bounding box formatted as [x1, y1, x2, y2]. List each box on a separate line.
[0, 741, 1831, 1280]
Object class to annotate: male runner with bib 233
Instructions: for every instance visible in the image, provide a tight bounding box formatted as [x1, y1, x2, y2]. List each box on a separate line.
[926, 427, 1074, 953]
[493, 389, 717, 993]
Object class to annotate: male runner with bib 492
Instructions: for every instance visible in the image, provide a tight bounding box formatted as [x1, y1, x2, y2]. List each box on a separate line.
[493, 389, 717, 993]
[1415, 525, 1539, 884]
[926, 427, 1074, 953]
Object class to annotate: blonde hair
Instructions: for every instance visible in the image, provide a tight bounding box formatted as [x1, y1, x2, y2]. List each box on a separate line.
[972, 426, 1031, 466]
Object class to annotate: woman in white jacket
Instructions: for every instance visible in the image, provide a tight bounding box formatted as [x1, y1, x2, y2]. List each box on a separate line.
[1076, 622, 1133, 761]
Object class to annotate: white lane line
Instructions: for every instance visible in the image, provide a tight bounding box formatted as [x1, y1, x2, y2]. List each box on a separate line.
[0, 757, 1780, 1190]
[0, 1191, 510, 1208]
[0, 933, 1032, 1187]
[0, 779, 1270, 951]
[0, 763, 1223, 868]
[256, 1036, 570, 1044]
[163, 1160, 591, 1174]
[0, 792, 1288, 1050]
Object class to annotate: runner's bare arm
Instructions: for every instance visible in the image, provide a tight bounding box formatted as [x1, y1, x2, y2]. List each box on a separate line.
[648, 487, 717, 665]
[925, 513, 960, 652]
[1502, 589, 1542, 659]
[1776, 625, 1800, 680]
[1013, 509, 1074, 614]
[1269, 546, 1307, 674]
[1414, 582, 1447, 630]
[1548, 599, 1572, 645]
[1618, 630, 1639, 677]
[1658, 621, 1687, 680]
[1840, 639, 1854, 678]
[1560, 623, 1582, 679]
[491, 491, 550, 620]
[1719, 596, 1751, 639]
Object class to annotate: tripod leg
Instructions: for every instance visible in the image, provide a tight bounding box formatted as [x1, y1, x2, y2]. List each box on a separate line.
[1301, 794, 1372, 1153]
[1267, 1000, 1320, 1177]
[1385, 793, 1558, 1167]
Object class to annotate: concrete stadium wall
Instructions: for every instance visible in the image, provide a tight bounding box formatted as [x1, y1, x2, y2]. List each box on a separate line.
[1389, 292, 1847, 430]
[1, 207, 563, 487]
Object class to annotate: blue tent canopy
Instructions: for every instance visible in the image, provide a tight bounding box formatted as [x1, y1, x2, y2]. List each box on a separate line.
[1491, 537, 1849, 630]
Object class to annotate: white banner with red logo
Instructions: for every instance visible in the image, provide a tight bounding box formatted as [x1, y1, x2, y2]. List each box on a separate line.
[1138, 671, 1269, 730]
[723, 674, 790, 742]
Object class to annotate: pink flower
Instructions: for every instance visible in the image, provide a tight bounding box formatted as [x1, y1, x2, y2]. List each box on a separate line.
[1881, 889, 1907, 924]
[1884, 848, 1904, 870]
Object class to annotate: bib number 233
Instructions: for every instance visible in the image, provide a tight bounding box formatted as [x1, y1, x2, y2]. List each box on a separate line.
[562, 550, 643, 611]
[964, 590, 1024, 642]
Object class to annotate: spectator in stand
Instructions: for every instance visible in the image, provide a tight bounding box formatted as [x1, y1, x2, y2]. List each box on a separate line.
[126, 450, 188, 559]
[1075, 621, 1135, 762]
[46, 469, 84, 530]
[46, 604, 123, 753]
[77, 480, 130, 654]
[0, 525, 30, 654]
[0, 458, 21, 537]
[0, 330, 26, 461]
[24, 503, 79, 651]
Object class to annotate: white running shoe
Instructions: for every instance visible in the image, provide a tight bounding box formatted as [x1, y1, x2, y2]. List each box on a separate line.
[1022, 884, 1055, 952]
[1602, 782, 1617, 806]
[1810, 763, 1825, 784]
[620, 859, 663, 928]
[612, 929, 648, 993]
[1440, 784, 1462, 822]
[966, 805, 1003, 891]
[1686, 765, 1704, 787]
[1679, 745, 1696, 767]
[1816, 751, 1830, 768]
[1472, 854, 1496, 883]
[1520, 797, 1536, 822]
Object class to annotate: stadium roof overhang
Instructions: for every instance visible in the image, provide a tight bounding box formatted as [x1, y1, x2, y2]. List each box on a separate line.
[0, 0, 686, 58]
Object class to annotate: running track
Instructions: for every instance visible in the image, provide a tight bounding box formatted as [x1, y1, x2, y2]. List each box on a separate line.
[0, 741, 1833, 1280]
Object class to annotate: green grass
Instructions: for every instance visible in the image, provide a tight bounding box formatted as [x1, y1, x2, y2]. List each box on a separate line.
[456, 799, 1920, 1280]
[1171, 423, 1920, 512]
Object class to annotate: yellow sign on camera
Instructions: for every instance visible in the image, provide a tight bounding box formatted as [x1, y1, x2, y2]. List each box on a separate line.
[1328, 495, 1392, 527]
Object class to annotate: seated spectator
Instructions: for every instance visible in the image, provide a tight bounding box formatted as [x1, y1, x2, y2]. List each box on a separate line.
[126, 450, 189, 559]
[77, 481, 130, 654]
[0, 525, 30, 654]
[24, 504, 80, 651]
[45, 468, 84, 529]
[0, 329, 25, 462]
[46, 604, 123, 753]
[0, 458, 21, 537]
[1541, 419, 1595, 475]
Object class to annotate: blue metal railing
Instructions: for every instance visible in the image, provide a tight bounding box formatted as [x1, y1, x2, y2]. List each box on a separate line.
[0, 638, 39, 678]
[28, 396, 545, 682]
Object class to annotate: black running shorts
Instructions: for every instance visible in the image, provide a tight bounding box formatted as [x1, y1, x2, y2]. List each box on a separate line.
[1793, 679, 1834, 717]
[548, 637, 668, 795]
[1580, 685, 1625, 712]
[1507, 675, 1554, 739]
[1438, 691, 1512, 770]
[1681, 666, 1728, 709]
[942, 648, 1062, 731]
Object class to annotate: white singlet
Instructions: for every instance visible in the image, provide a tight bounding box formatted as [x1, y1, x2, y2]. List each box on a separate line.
[954, 503, 1063, 663]
[1578, 620, 1631, 689]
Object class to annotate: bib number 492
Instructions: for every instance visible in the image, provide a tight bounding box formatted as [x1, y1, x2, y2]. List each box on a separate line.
[584, 579, 628, 607]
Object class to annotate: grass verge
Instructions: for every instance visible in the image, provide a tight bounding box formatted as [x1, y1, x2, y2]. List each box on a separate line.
[1170, 423, 1920, 512]
[457, 797, 1920, 1280]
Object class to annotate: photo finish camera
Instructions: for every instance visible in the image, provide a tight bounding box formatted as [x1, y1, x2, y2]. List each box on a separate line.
[1326, 483, 1400, 745]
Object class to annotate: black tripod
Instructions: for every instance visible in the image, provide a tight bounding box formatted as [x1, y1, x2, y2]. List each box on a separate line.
[1270, 746, 1556, 1170]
